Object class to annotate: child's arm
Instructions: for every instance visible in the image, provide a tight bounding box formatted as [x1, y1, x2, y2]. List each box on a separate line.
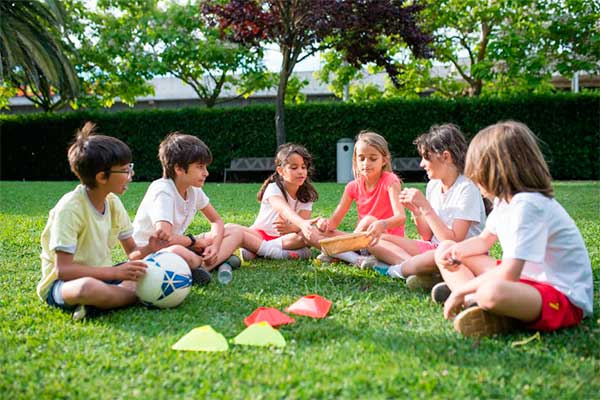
[399, 188, 434, 240]
[437, 230, 497, 268]
[316, 191, 353, 232]
[444, 258, 525, 320]
[365, 181, 406, 245]
[198, 204, 224, 266]
[121, 232, 169, 261]
[274, 209, 311, 235]
[55, 251, 147, 282]
[267, 196, 318, 240]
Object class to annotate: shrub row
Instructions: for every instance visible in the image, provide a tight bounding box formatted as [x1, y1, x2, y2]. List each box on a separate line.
[1, 94, 598, 181]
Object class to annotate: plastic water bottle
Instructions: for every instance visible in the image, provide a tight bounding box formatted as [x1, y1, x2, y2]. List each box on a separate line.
[217, 262, 233, 285]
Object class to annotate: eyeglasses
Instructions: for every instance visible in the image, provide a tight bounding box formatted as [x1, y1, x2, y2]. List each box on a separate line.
[109, 163, 134, 177]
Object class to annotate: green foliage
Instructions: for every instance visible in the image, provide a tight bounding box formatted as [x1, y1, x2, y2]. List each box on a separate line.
[1, 94, 598, 181]
[0, 181, 599, 398]
[318, 0, 600, 100]
[0, 0, 80, 111]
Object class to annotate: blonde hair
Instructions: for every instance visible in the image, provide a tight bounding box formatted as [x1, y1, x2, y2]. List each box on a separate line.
[352, 131, 392, 178]
[465, 121, 553, 201]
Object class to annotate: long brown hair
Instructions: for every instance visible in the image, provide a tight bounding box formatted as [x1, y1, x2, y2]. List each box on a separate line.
[257, 143, 319, 203]
[465, 121, 553, 201]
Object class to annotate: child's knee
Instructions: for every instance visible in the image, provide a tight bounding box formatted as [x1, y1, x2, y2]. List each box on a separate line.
[434, 240, 455, 265]
[475, 280, 506, 310]
[66, 277, 103, 302]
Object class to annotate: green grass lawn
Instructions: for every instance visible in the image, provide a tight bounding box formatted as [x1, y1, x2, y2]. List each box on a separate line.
[1, 181, 598, 399]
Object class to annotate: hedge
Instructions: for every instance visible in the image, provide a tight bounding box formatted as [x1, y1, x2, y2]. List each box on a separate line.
[1, 94, 598, 181]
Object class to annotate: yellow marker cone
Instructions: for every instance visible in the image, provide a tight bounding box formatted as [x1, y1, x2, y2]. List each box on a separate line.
[233, 321, 286, 347]
[172, 325, 229, 352]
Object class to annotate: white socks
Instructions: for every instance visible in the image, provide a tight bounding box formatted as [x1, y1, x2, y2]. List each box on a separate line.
[388, 261, 406, 279]
[332, 251, 360, 265]
[257, 239, 296, 260]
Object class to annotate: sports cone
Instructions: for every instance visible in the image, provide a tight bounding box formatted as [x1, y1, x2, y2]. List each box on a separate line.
[285, 294, 332, 318]
[244, 307, 295, 328]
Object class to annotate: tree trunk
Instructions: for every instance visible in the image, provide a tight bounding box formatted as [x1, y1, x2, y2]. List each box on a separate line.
[275, 47, 292, 148]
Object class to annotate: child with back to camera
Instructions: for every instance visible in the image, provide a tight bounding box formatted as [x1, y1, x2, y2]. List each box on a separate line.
[310, 131, 406, 268]
[435, 121, 593, 337]
[368, 124, 486, 293]
[38, 122, 169, 321]
[226, 143, 319, 261]
[133, 132, 245, 284]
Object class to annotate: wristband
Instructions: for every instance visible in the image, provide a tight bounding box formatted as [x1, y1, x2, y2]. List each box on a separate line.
[380, 220, 387, 230]
[186, 233, 196, 248]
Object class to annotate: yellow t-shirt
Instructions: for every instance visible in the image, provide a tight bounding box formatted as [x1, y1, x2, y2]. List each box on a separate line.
[37, 185, 133, 300]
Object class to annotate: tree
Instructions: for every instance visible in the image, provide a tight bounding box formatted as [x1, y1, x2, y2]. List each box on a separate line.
[0, 0, 79, 111]
[204, 0, 431, 146]
[318, 0, 599, 100]
[148, 2, 272, 108]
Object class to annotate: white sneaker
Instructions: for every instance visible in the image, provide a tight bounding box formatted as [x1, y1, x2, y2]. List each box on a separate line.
[287, 247, 312, 260]
[357, 255, 378, 269]
[72, 305, 88, 321]
[316, 253, 335, 264]
[387, 263, 406, 279]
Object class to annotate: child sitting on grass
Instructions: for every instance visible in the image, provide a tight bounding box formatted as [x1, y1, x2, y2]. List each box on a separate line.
[436, 121, 593, 337]
[369, 124, 486, 291]
[133, 132, 243, 283]
[37, 122, 169, 321]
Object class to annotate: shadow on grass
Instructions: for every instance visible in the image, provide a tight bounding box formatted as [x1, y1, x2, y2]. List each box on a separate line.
[93, 259, 599, 362]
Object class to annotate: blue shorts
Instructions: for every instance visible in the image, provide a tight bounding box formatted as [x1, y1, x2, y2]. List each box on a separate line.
[46, 279, 123, 311]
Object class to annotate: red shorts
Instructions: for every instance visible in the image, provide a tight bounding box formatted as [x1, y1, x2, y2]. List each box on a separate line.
[520, 278, 584, 332]
[255, 229, 279, 241]
[415, 240, 438, 254]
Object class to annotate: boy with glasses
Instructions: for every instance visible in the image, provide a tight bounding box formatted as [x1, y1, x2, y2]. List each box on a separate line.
[37, 122, 169, 320]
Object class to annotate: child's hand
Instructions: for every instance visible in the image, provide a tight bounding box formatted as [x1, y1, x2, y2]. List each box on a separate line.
[438, 244, 463, 270]
[299, 218, 319, 241]
[274, 214, 296, 235]
[148, 230, 169, 252]
[201, 243, 219, 267]
[114, 261, 147, 281]
[444, 292, 465, 320]
[315, 217, 330, 232]
[399, 188, 430, 214]
[366, 220, 386, 246]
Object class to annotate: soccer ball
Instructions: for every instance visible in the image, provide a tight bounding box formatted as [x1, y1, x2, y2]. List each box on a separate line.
[136, 251, 192, 308]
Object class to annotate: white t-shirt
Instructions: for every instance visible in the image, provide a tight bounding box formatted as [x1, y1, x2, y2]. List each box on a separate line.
[426, 174, 486, 244]
[251, 182, 313, 237]
[486, 192, 593, 316]
[133, 178, 210, 245]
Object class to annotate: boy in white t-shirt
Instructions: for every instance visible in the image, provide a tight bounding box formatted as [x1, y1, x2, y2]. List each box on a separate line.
[133, 133, 243, 282]
[436, 121, 593, 337]
[38, 122, 169, 320]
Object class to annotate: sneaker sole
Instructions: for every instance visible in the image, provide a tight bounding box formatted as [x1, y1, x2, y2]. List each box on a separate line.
[191, 268, 212, 286]
[431, 282, 451, 303]
[406, 274, 441, 291]
[454, 306, 518, 337]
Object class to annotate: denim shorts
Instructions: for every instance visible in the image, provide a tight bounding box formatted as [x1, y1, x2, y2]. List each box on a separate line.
[46, 279, 123, 311]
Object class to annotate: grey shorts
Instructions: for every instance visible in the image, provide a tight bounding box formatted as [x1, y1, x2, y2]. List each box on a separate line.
[45, 279, 122, 311]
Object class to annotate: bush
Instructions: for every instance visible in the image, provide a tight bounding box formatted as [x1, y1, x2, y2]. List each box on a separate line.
[1, 94, 598, 181]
